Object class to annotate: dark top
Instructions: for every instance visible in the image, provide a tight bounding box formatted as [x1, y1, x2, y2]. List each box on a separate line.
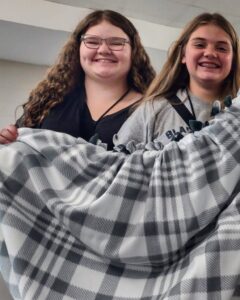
[18, 87, 134, 150]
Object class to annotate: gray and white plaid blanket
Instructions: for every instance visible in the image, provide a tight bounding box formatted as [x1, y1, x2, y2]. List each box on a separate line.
[0, 98, 240, 299]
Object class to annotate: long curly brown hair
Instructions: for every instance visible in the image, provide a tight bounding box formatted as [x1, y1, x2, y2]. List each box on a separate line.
[145, 13, 240, 102]
[21, 10, 156, 127]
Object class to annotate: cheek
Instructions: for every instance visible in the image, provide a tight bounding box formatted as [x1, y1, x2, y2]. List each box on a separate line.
[225, 55, 233, 71]
[122, 50, 132, 69]
[79, 51, 83, 65]
[79, 46, 93, 63]
[183, 52, 199, 69]
[79, 46, 85, 65]
[124, 58, 132, 74]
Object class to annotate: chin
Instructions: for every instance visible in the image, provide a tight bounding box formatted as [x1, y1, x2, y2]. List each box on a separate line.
[97, 72, 115, 78]
[95, 69, 116, 76]
[95, 74, 117, 81]
[200, 73, 223, 82]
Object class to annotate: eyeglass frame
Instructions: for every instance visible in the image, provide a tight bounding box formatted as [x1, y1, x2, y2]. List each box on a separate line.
[80, 34, 131, 51]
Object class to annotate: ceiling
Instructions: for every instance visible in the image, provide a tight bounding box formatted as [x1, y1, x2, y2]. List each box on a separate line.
[49, 0, 240, 29]
[1, 0, 240, 66]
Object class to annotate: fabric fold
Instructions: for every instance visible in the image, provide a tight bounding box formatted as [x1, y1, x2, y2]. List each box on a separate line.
[0, 98, 240, 299]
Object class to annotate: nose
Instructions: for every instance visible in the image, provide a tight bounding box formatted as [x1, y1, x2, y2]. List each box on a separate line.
[97, 40, 112, 53]
[203, 45, 217, 58]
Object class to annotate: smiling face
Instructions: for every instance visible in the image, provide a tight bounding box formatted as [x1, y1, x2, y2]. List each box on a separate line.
[182, 24, 233, 93]
[80, 20, 132, 84]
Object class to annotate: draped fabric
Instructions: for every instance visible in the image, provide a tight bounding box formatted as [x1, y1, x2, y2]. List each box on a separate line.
[0, 98, 240, 299]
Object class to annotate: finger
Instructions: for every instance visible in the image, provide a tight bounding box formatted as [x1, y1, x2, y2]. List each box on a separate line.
[0, 128, 17, 143]
[6, 125, 18, 137]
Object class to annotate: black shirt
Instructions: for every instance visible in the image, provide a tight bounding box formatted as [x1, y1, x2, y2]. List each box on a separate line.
[25, 87, 133, 150]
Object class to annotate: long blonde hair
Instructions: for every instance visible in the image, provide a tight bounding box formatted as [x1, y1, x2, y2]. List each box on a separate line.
[21, 10, 156, 127]
[145, 13, 240, 101]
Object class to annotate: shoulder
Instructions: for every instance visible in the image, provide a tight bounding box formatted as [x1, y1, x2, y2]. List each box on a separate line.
[131, 96, 170, 117]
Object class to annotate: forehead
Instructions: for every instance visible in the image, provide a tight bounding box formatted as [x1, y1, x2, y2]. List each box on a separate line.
[189, 24, 232, 44]
[85, 20, 128, 38]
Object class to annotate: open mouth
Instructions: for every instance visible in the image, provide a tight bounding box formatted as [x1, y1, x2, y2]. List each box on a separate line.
[94, 58, 117, 63]
[198, 62, 220, 69]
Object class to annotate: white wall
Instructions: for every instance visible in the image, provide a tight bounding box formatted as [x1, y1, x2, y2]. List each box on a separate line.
[146, 47, 167, 72]
[0, 60, 47, 128]
[0, 60, 47, 300]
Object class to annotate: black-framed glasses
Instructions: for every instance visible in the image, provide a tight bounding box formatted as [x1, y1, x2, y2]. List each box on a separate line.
[81, 35, 130, 51]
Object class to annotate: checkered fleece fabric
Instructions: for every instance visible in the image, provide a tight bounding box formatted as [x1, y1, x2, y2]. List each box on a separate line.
[0, 99, 240, 300]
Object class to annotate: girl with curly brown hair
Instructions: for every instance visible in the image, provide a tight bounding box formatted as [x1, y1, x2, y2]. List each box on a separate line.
[0, 10, 155, 149]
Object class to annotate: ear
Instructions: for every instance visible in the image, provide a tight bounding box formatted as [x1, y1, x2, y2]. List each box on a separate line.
[181, 45, 186, 63]
[182, 54, 186, 64]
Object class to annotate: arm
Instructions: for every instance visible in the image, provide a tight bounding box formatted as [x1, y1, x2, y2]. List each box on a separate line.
[113, 101, 156, 147]
[114, 98, 188, 152]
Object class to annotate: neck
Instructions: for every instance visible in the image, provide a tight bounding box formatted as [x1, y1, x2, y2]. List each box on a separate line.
[188, 81, 221, 103]
[85, 78, 129, 104]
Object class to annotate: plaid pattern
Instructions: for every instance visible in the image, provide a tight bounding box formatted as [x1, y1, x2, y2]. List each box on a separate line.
[0, 98, 240, 299]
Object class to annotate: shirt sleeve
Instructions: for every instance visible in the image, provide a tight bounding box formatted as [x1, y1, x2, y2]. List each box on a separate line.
[113, 101, 156, 146]
[15, 115, 24, 128]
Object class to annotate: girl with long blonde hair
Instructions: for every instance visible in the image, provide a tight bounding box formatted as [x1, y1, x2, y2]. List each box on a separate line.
[115, 12, 240, 148]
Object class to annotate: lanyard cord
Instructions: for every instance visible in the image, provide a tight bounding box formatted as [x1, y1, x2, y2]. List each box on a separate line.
[88, 88, 131, 145]
[94, 88, 130, 127]
[186, 89, 196, 120]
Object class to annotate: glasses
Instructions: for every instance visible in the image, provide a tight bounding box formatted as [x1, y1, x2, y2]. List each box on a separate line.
[81, 35, 130, 51]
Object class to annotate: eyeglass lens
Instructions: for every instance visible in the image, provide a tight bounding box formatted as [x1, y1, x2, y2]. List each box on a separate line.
[82, 36, 129, 50]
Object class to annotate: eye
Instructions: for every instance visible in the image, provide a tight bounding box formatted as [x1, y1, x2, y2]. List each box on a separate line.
[108, 38, 125, 46]
[217, 47, 227, 52]
[85, 38, 100, 45]
[216, 45, 230, 52]
[193, 42, 205, 48]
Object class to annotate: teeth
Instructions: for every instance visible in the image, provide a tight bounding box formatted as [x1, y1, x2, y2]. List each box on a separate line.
[200, 63, 218, 68]
[96, 59, 114, 62]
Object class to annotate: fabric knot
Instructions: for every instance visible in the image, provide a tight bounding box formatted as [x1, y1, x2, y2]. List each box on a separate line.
[114, 144, 130, 154]
[224, 95, 232, 107]
[171, 132, 184, 142]
[189, 120, 203, 132]
[211, 100, 221, 116]
[89, 133, 99, 145]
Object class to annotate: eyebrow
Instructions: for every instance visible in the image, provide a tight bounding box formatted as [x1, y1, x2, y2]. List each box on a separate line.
[84, 34, 127, 39]
[190, 37, 230, 45]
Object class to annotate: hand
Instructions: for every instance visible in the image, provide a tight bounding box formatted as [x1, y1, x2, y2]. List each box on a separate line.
[0, 125, 18, 144]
